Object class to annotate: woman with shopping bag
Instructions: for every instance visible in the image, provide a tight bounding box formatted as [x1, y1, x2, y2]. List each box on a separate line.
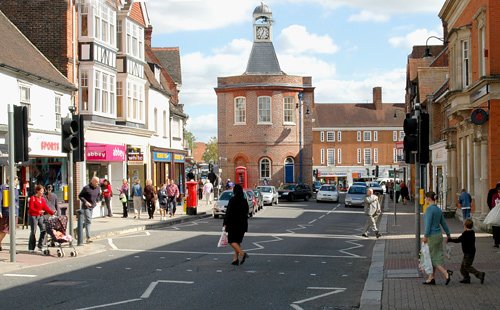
[421, 191, 452, 285]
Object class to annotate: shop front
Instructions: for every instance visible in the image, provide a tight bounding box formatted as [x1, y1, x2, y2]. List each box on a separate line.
[127, 146, 146, 188]
[150, 149, 186, 194]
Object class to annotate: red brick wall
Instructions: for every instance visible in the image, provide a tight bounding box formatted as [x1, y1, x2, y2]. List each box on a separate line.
[489, 98, 500, 188]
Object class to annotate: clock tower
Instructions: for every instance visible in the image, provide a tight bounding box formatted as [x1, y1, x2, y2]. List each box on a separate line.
[253, 2, 272, 42]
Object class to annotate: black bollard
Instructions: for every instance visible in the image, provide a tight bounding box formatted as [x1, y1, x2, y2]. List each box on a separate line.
[77, 209, 84, 246]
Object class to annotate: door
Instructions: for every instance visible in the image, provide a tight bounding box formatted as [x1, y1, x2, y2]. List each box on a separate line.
[284, 158, 294, 184]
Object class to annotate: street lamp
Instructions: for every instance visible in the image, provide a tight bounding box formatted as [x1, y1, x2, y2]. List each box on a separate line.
[296, 92, 310, 184]
[423, 36, 446, 58]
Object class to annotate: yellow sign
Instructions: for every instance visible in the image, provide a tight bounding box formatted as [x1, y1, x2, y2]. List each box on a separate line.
[419, 188, 424, 205]
[63, 185, 69, 202]
[2, 189, 9, 207]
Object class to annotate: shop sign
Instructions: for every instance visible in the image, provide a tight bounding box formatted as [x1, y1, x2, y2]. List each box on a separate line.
[153, 152, 171, 162]
[29, 132, 65, 157]
[174, 154, 185, 163]
[86, 143, 126, 162]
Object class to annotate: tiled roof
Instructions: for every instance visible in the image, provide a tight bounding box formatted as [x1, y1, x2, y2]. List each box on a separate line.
[0, 10, 75, 91]
[193, 142, 206, 162]
[152, 47, 182, 85]
[314, 103, 406, 128]
[129, 2, 146, 27]
[245, 42, 284, 75]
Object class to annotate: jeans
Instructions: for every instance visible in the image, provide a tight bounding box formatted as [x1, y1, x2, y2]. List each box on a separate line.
[104, 197, 112, 217]
[122, 201, 128, 218]
[462, 208, 471, 221]
[28, 215, 46, 251]
[83, 208, 92, 239]
[167, 197, 176, 215]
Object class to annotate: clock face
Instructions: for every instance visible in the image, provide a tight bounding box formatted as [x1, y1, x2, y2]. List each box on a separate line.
[256, 26, 269, 40]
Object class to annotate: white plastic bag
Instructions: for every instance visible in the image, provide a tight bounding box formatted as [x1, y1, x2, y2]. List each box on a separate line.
[217, 228, 228, 248]
[445, 244, 452, 260]
[419, 242, 433, 275]
[484, 205, 500, 226]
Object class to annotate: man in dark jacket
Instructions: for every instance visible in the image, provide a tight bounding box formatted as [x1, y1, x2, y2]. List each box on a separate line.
[78, 176, 101, 243]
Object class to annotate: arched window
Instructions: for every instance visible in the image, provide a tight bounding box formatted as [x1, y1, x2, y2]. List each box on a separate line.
[234, 97, 246, 124]
[259, 157, 271, 179]
[258, 96, 271, 124]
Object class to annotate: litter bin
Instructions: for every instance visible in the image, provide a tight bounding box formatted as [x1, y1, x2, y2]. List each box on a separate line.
[186, 180, 198, 215]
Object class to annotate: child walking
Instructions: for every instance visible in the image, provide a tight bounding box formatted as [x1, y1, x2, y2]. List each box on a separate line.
[448, 219, 486, 284]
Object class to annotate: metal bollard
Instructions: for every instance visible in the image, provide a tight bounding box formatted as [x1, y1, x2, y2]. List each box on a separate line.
[77, 209, 84, 246]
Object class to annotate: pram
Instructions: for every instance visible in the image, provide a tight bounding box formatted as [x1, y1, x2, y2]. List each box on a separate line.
[42, 215, 78, 257]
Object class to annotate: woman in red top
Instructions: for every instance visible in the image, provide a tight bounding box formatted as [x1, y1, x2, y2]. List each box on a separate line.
[102, 179, 113, 217]
[28, 184, 54, 252]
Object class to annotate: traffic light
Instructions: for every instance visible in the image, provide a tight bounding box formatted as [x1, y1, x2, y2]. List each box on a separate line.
[14, 105, 29, 162]
[72, 115, 85, 162]
[61, 117, 79, 153]
[371, 169, 375, 176]
[403, 112, 418, 164]
[375, 165, 379, 177]
[419, 112, 430, 164]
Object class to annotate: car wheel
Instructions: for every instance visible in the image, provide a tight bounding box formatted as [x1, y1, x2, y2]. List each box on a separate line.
[213, 214, 219, 219]
[316, 200, 320, 203]
[304, 195, 310, 201]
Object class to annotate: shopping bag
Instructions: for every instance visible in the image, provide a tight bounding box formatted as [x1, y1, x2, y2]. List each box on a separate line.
[419, 242, 433, 275]
[483, 205, 500, 226]
[217, 229, 228, 248]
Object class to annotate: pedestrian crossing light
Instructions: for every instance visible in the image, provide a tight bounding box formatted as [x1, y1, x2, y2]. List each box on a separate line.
[403, 113, 418, 164]
[61, 117, 79, 153]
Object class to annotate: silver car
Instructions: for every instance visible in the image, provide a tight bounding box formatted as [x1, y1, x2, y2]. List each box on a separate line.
[316, 185, 339, 203]
[345, 185, 367, 207]
[256, 185, 278, 205]
[213, 190, 254, 218]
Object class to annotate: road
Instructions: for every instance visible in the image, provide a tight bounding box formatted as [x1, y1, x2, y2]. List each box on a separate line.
[0, 194, 378, 310]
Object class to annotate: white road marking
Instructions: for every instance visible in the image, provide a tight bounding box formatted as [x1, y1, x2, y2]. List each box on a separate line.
[308, 219, 317, 224]
[339, 240, 365, 258]
[3, 274, 37, 278]
[76, 298, 142, 310]
[145, 231, 151, 236]
[291, 287, 346, 306]
[141, 280, 194, 299]
[108, 238, 118, 250]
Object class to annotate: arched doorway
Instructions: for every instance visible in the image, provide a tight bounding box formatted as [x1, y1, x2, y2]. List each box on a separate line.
[284, 157, 294, 184]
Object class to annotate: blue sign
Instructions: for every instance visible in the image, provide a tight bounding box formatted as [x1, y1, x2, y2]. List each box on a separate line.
[153, 152, 171, 162]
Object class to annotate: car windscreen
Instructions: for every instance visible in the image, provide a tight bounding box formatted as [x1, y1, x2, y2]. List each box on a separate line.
[258, 187, 272, 193]
[348, 186, 367, 194]
[320, 185, 336, 191]
[283, 185, 296, 190]
[368, 183, 380, 187]
[219, 191, 233, 200]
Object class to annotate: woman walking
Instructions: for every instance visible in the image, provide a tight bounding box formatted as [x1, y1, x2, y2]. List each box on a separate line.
[44, 185, 60, 216]
[223, 184, 249, 266]
[131, 179, 143, 219]
[158, 182, 168, 220]
[101, 179, 113, 217]
[422, 191, 452, 285]
[118, 179, 129, 218]
[144, 179, 157, 219]
[28, 185, 55, 252]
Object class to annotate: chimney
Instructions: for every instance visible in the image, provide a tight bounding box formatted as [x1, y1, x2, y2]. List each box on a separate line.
[145, 26, 153, 48]
[373, 87, 382, 110]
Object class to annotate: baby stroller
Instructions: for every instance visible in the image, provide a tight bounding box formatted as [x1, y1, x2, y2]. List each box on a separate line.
[42, 215, 78, 257]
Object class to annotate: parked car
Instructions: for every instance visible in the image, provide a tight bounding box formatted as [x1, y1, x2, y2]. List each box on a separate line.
[316, 184, 339, 203]
[252, 188, 265, 210]
[256, 185, 278, 205]
[244, 189, 257, 217]
[352, 182, 368, 187]
[278, 184, 313, 202]
[366, 182, 384, 196]
[213, 190, 255, 218]
[345, 185, 367, 208]
[312, 181, 322, 193]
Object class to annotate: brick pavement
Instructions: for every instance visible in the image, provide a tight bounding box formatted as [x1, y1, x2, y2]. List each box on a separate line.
[381, 200, 500, 310]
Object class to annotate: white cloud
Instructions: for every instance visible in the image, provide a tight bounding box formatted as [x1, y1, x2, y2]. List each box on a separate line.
[348, 10, 389, 23]
[278, 25, 339, 55]
[186, 113, 218, 142]
[389, 28, 443, 49]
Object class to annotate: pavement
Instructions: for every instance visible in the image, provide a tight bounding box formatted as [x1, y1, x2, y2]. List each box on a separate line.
[361, 197, 500, 310]
[0, 200, 212, 273]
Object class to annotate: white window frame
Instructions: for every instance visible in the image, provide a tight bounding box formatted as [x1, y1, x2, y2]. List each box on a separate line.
[234, 97, 246, 124]
[327, 148, 335, 166]
[320, 131, 325, 142]
[393, 148, 397, 163]
[393, 130, 398, 142]
[19, 83, 31, 122]
[399, 131, 405, 141]
[364, 148, 372, 165]
[337, 131, 342, 142]
[373, 131, 378, 142]
[259, 158, 271, 179]
[80, 4, 89, 37]
[283, 97, 295, 123]
[363, 131, 372, 142]
[163, 110, 167, 137]
[126, 19, 144, 61]
[326, 131, 335, 142]
[479, 26, 486, 76]
[337, 148, 342, 164]
[257, 96, 272, 124]
[320, 148, 325, 164]
[357, 131, 361, 142]
[154, 108, 158, 134]
[55, 94, 62, 129]
[462, 39, 470, 88]
[357, 148, 362, 164]
[373, 148, 378, 164]
[80, 70, 89, 111]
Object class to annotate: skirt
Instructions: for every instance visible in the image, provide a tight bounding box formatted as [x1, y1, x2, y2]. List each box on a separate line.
[227, 229, 245, 244]
[428, 233, 444, 266]
[0, 216, 9, 234]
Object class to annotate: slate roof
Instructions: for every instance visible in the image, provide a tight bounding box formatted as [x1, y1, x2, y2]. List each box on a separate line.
[314, 103, 406, 128]
[152, 47, 182, 85]
[0, 10, 75, 91]
[245, 42, 284, 75]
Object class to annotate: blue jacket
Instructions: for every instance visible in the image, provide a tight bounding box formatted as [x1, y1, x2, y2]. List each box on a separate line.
[424, 204, 450, 237]
[131, 184, 142, 197]
[458, 192, 471, 209]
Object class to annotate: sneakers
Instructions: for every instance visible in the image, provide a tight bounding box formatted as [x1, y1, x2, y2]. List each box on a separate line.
[361, 233, 369, 238]
[479, 272, 485, 284]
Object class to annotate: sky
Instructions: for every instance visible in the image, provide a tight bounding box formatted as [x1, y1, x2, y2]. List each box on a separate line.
[147, 0, 447, 142]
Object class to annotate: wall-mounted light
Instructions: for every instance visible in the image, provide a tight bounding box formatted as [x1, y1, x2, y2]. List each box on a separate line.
[423, 36, 446, 58]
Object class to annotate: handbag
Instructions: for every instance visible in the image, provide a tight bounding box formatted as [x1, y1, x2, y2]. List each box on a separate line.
[217, 228, 228, 248]
[419, 242, 433, 275]
[483, 204, 500, 226]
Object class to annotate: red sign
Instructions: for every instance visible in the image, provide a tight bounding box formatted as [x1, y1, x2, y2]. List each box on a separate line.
[41, 141, 60, 151]
[395, 141, 404, 150]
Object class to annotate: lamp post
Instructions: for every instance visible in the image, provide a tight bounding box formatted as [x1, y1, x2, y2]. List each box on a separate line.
[423, 36, 445, 58]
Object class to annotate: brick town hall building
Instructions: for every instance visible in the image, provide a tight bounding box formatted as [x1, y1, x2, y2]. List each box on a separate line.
[215, 3, 314, 188]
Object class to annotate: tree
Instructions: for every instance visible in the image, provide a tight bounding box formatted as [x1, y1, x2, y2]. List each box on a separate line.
[184, 129, 196, 155]
[202, 137, 218, 164]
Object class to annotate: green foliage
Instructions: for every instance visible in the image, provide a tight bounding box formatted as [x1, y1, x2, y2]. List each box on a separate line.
[184, 129, 196, 154]
[202, 137, 218, 163]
